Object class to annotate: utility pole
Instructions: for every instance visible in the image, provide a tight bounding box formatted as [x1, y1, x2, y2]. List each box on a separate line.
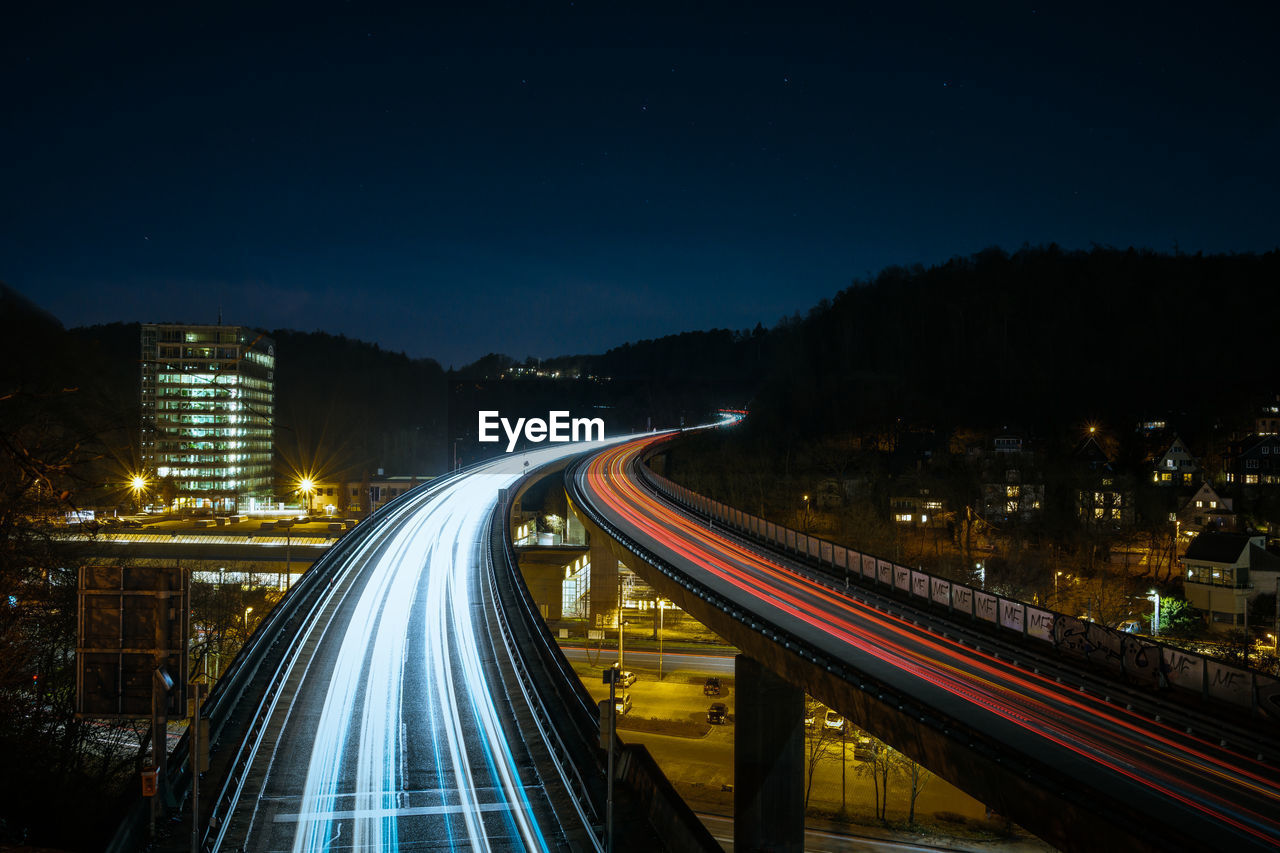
[657, 601, 665, 681]
[605, 663, 619, 853]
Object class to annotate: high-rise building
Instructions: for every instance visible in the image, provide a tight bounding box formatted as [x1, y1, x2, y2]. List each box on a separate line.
[141, 324, 275, 511]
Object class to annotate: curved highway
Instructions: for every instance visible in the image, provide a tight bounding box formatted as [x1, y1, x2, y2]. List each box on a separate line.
[212, 441, 623, 852]
[572, 435, 1280, 852]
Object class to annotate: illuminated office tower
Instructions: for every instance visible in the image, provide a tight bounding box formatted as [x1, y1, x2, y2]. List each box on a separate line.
[140, 324, 275, 512]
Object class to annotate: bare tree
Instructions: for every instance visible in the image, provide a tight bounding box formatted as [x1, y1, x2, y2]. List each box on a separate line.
[905, 757, 934, 824]
[803, 702, 844, 808]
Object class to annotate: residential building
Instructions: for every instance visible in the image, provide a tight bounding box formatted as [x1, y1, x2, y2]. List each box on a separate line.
[141, 324, 275, 511]
[1176, 483, 1236, 535]
[1073, 436, 1133, 528]
[980, 435, 1044, 523]
[1150, 434, 1199, 487]
[1223, 434, 1280, 486]
[1182, 533, 1280, 631]
[890, 489, 945, 527]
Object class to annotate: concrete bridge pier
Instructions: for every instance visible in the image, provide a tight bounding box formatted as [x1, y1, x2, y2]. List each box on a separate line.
[734, 654, 805, 853]
[589, 534, 621, 628]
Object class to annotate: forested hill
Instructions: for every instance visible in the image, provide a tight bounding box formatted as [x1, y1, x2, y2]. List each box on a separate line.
[745, 245, 1278, 440]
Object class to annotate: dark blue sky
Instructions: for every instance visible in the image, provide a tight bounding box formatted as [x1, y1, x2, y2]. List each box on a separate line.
[4, 2, 1277, 367]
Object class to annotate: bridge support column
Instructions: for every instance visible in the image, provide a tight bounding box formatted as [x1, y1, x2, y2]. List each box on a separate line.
[734, 654, 804, 853]
[589, 534, 620, 630]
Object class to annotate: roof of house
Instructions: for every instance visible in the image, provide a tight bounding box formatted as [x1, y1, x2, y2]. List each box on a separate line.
[1183, 532, 1254, 564]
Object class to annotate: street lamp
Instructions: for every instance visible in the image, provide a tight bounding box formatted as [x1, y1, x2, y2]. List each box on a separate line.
[130, 474, 149, 513]
[299, 478, 316, 515]
[1054, 571, 1063, 608]
[1147, 590, 1160, 636]
[243, 606, 254, 638]
[657, 600, 666, 681]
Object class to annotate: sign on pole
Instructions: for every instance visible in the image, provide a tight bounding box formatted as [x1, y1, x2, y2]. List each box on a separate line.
[77, 565, 188, 718]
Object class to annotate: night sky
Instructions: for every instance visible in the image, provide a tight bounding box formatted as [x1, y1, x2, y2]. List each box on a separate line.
[4, 3, 1277, 367]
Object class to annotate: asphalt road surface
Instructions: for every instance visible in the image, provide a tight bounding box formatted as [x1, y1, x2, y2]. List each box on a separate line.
[215, 439, 629, 852]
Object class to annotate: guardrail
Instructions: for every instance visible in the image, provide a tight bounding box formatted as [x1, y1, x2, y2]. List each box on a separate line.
[636, 456, 1280, 723]
[486, 487, 606, 851]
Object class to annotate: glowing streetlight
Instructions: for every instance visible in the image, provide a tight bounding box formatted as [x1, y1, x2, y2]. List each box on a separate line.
[299, 477, 316, 514]
[1146, 589, 1160, 636]
[243, 606, 254, 636]
[129, 474, 148, 513]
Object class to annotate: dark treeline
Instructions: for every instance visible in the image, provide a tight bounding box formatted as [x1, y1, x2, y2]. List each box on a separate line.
[270, 330, 447, 478]
[750, 245, 1276, 442]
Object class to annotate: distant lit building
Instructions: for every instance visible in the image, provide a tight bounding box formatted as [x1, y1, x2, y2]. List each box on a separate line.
[1256, 395, 1280, 435]
[141, 324, 275, 511]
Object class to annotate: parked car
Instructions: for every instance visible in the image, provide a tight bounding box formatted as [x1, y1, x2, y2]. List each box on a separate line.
[854, 736, 880, 761]
[703, 677, 721, 696]
[824, 710, 845, 732]
[614, 692, 632, 716]
[618, 670, 637, 687]
[1117, 619, 1142, 634]
[706, 702, 729, 724]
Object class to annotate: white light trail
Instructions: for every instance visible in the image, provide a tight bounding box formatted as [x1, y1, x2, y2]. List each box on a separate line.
[283, 437, 634, 852]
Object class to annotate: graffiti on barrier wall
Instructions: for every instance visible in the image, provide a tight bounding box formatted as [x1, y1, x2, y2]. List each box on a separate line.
[930, 577, 950, 608]
[974, 591, 998, 624]
[1026, 607, 1054, 643]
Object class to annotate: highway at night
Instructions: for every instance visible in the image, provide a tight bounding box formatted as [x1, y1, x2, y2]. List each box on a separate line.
[572, 435, 1280, 852]
[211, 441, 622, 852]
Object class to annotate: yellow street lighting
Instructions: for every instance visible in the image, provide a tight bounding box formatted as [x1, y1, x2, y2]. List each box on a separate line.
[298, 477, 316, 513]
[129, 474, 148, 512]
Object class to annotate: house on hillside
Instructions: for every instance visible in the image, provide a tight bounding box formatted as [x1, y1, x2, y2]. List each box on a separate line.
[1182, 532, 1280, 631]
[1223, 434, 1280, 486]
[1176, 483, 1235, 535]
[1073, 436, 1133, 528]
[1150, 434, 1199, 487]
[980, 433, 1044, 523]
